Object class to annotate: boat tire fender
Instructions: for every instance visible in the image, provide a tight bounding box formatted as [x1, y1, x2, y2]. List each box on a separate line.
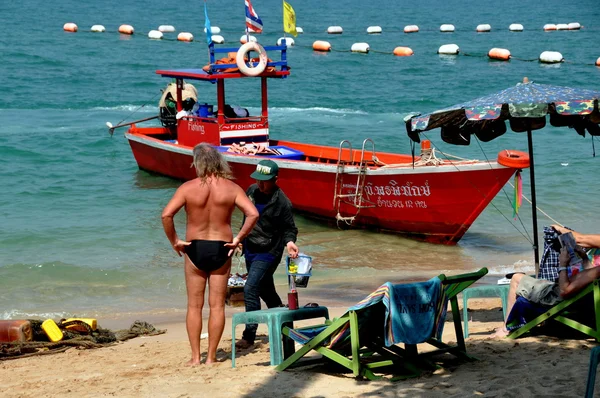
[236, 42, 267, 77]
[497, 150, 530, 168]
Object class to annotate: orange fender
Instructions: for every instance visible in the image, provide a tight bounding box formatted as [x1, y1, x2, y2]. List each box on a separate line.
[498, 150, 530, 168]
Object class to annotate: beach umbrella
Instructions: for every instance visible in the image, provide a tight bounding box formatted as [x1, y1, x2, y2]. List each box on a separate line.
[405, 77, 600, 274]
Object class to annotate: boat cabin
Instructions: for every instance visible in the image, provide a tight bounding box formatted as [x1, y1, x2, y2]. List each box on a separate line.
[156, 41, 291, 152]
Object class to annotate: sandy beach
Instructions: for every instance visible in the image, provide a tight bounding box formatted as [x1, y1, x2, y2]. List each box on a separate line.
[1, 297, 596, 398]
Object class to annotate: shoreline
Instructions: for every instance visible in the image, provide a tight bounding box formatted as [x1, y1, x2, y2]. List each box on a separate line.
[2, 297, 595, 397]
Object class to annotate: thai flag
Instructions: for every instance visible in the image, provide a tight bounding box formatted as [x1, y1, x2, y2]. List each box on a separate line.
[245, 0, 263, 33]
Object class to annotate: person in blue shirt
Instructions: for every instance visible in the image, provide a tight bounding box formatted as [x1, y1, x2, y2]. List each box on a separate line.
[236, 159, 299, 349]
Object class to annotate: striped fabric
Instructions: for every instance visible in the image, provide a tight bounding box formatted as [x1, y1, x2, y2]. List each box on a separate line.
[245, 0, 263, 33]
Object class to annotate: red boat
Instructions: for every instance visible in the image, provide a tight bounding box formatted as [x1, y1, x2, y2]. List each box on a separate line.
[120, 42, 528, 244]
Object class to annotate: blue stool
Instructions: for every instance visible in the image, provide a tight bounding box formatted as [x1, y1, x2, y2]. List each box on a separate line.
[462, 284, 510, 338]
[585, 346, 600, 398]
[231, 306, 329, 367]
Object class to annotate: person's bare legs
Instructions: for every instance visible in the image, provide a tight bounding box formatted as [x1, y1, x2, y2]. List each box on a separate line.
[205, 258, 231, 364]
[184, 256, 208, 365]
[493, 273, 525, 337]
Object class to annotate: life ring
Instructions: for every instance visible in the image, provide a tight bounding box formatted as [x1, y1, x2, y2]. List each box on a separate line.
[497, 150, 530, 169]
[236, 42, 267, 77]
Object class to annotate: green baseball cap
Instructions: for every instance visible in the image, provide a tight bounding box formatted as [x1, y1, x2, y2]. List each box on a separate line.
[250, 159, 279, 181]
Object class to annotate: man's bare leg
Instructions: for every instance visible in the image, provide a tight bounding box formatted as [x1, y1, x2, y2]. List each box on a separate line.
[493, 273, 525, 337]
[206, 259, 231, 364]
[184, 256, 208, 365]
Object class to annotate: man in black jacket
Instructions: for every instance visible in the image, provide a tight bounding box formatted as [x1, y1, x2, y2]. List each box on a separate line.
[236, 159, 299, 349]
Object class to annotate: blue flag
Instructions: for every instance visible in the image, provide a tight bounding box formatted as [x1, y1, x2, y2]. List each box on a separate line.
[204, 2, 212, 45]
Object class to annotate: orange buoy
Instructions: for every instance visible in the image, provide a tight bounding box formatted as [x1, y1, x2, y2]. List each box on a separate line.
[543, 24, 557, 31]
[63, 23, 78, 32]
[596, 57, 600, 67]
[488, 48, 511, 61]
[393, 46, 414, 56]
[312, 40, 331, 52]
[118, 24, 134, 35]
[177, 32, 194, 42]
[497, 150, 530, 169]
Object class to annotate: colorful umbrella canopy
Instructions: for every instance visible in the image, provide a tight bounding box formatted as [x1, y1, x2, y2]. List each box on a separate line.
[405, 78, 600, 272]
[406, 79, 600, 145]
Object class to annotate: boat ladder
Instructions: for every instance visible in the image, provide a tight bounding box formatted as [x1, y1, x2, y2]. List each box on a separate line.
[333, 138, 376, 225]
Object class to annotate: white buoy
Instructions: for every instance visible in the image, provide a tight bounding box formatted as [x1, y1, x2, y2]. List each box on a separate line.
[438, 44, 459, 55]
[440, 24, 455, 32]
[148, 30, 163, 40]
[204, 26, 221, 34]
[63, 23, 78, 32]
[240, 35, 257, 44]
[476, 24, 491, 32]
[568, 22, 581, 30]
[539, 51, 564, 63]
[367, 26, 382, 34]
[296, 27, 303, 34]
[327, 26, 343, 34]
[277, 37, 294, 46]
[543, 24, 557, 31]
[90, 25, 105, 32]
[177, 32, 194, 42]
[509, 23, 523, 31]
[596, 57, 600, 67]
[351, 43, 370, 53]
[212, 35, 224, 44]
[404, 25, 419, 33]
[556, 23, 569, 30]
[158, 25, 175, 33]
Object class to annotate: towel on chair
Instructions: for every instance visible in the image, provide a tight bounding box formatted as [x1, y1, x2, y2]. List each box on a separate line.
[349, 277, 445, 345]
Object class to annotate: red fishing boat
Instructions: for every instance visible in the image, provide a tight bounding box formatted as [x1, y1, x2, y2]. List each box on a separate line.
[116, 41, 528, 244]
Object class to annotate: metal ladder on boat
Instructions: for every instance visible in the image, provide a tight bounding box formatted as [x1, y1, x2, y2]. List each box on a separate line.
[333, 138, 377, 225]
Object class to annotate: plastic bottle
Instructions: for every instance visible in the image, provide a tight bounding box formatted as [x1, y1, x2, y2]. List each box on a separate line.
[41, 319, 64, 342]
[0, 320, 33, 342]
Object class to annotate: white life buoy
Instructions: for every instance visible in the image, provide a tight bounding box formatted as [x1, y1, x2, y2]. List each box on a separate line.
[236, 42, 267, 76]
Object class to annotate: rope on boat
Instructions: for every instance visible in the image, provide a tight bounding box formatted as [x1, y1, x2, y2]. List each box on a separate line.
[372, 148, 479, 168]
[335, 212, 356, 225]
[505, 180, 564, 227]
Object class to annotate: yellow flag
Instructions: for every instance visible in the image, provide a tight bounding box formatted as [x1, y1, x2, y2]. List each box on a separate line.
[283, 1, 298, 37]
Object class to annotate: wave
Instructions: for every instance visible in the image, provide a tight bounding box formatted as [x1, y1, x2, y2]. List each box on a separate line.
[270, 106, 369, 115]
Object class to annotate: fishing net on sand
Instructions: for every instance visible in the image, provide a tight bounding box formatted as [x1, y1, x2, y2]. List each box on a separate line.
[0, 320, 166, 360]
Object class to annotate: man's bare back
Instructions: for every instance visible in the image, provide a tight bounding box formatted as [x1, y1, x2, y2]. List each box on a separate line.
[180, 177, 243, 241]
[162, 176, 258, 257]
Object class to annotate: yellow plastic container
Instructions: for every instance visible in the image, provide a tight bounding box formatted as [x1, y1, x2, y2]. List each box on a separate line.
[41, 319, 64, 342]
[63, 318, 97, 332]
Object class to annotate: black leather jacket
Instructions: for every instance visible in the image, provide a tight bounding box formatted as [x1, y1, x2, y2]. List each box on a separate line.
[244, 184, 298, 261]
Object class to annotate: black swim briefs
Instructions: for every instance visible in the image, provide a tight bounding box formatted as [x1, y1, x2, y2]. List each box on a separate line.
[184, 240, 231, 272]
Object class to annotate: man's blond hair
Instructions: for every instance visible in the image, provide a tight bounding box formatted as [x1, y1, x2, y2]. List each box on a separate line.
[192, 143, 233, 181]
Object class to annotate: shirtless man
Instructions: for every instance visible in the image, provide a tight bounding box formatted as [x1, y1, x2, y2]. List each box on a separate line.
[162, 143, 258, 365]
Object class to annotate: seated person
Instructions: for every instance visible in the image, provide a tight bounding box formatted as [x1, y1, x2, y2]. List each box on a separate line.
[223, 104, 249, 119]
[494, 227, 600, 337]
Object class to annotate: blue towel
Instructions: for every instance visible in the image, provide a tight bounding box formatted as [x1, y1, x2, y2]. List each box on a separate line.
[349, 277, 443, 345]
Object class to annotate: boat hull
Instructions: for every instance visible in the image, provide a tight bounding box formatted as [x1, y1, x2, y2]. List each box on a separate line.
[126, 133, 516, 244]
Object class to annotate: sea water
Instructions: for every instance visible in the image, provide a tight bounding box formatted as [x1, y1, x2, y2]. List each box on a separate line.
[1, 0, 600, 321]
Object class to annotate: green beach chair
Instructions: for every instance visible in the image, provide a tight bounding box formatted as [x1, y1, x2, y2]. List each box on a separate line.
[507, 279, 600, 341]
[275, 268, 488, 380]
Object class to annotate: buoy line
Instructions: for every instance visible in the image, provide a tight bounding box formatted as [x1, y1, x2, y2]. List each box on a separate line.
[62, 27, 600, 67]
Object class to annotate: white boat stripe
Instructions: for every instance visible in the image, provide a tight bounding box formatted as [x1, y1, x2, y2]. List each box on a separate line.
[220, 129, 268, 138]
[125, 133, 508, 176]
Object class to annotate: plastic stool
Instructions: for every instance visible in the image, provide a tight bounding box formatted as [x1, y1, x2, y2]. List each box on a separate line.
[462, 284, 510, 338]
[585, 346, 600, 398]
[231, 306, 329, 367]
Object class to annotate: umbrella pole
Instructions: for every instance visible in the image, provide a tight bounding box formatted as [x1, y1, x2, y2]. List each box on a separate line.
[527, 128, 540, 275]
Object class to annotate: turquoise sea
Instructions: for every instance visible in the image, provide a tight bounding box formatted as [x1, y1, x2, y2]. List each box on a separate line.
[1, 0, 600, 322]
